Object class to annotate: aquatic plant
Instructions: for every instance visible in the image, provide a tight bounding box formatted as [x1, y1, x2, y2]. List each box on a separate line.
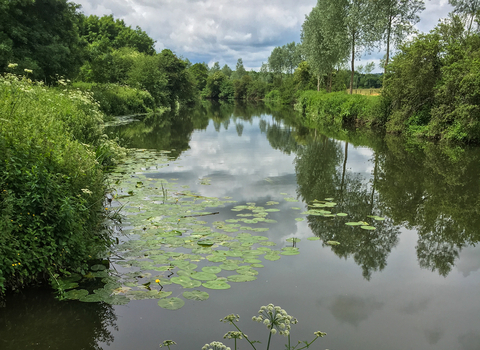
[160, 303, 326, 350]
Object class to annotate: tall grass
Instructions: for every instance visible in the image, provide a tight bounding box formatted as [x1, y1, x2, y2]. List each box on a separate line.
[295, 90, 382, 129]
[0, 73, 124, 292]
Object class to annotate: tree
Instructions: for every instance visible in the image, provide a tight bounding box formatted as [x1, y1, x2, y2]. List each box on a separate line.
[449, 0, 480, 33]
[344, 0, 383, 94]
[375, 0, 425, 75]
[233, 58, 247, 79]
[0, 0, 84, 82]
[221, 64, 232, 78]
[301, 0, 349, 91]
[268, 42, 302, 75]
[79, 14, 155, 55]
[189, 63, 209, 91]
[209, 61, 221, 75]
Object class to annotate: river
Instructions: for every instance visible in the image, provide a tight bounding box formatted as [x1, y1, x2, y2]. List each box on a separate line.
[2, 101, 479, 350]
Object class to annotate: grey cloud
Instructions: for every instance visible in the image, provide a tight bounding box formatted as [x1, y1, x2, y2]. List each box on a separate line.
[328, 295, 384, 327]
[75, 0, 452, 70]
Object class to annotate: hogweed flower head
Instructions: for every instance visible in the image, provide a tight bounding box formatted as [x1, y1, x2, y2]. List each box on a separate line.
[159, 340, 176, 348]
[221, 314, 240, 324]
[223, 331, 244, 339]
[252, 303, 296, 336]
[201, 341, 231, 350]
[314, 331, 327, 338]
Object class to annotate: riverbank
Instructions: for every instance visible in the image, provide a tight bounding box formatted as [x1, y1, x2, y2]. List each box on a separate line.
[0, 73, 125, 293]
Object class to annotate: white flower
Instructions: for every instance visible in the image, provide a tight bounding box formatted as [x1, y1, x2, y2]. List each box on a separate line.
[271, 329, 277, 335]
[8, 63, 18, 69]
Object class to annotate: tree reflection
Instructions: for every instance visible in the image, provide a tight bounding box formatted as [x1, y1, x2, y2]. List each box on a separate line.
[295, 137, 400, 280]
[0, 288, 117, 350]
[300, 124, 480, 278]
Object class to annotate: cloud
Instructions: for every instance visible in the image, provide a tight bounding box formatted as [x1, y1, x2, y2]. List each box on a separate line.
[74, 0, 453, 71]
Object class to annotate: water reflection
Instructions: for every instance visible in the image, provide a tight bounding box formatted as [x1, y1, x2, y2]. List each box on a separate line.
[0, 288, 117, 350]
[109, 101, 480, 280]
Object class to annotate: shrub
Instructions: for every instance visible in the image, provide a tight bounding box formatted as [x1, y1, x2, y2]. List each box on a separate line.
[0, 73, 124, 293]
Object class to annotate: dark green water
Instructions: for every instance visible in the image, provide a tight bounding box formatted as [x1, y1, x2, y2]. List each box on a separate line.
[2, 101, 480, 350]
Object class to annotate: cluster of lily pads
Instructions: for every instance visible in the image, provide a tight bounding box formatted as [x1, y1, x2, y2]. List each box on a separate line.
[57, 149, 383, 309]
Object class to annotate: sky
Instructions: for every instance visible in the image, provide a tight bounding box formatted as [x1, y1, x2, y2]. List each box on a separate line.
[74, 0, 454, 73]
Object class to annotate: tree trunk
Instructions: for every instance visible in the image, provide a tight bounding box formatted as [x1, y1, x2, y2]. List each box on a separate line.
[317, 75, 320, 91]
[328, 69, 332, 93]
[340, 142, 348, 203]
[350, 31, 355, 95]
[384, 15, 392, 77]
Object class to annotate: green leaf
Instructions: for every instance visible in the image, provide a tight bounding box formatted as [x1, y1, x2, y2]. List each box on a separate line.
[158, 297, 185, 310]
[228, 274, 257, 282]
[202, 280, 231, 289]
[183, 290, 210, 301]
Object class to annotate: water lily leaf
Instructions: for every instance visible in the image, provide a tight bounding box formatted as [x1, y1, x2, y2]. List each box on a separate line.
[225, 251, 243, 257]
[197, 240, 215, 247]
[90, 264, 107, 271]
[202, 266, 222, 274]
[326, 241, 341, 245]
[219, 263, 240, 271]
[202, 280, 231, 290]
[345, 221, 365, 226]
[183, 290, 209, 301]
[158, 297, 185, 310]
[236, 267, 258, 275]
[79, 293, 104, 303]
[190, 272, 217, 281]
[336, 213, 348, 217]
[286, 238, 301, 242]
[360, 226, 376, 230]
[280, 249, 300, 256]
[206, 255, 226, 262]
[264, 254, 280, 261]
[228, 274, 257, 282]
[244, 258, 262, 264]
[64, 289, 89, 300]
[108, 295, 131, 305]
[307, 237, 320, 241]
[295, 218, 304, 221]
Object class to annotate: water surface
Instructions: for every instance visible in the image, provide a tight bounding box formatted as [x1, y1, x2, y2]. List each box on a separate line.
[2, 101, 480, 350]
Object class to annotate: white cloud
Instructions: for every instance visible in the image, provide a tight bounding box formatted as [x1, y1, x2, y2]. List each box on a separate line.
[74, 0, 453, 70]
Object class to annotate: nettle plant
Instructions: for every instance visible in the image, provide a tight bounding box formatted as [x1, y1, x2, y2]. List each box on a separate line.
[160, 303, 326, 350]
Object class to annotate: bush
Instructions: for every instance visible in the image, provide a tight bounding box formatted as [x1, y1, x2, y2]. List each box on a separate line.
[0, 73, 124, 293]
[295, 90, 381, 128]
[73, 82, 155, 116]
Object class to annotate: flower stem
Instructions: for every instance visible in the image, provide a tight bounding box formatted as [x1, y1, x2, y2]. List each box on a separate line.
[232, 322, 256, 350]
[266, 332, 272, 350]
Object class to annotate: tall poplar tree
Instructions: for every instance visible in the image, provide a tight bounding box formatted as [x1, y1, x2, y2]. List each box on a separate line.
[375, 0, 425, 75]
[449, 0, 480, 34]
[344, 0, 381, 94]
[301, 0, 349, 91]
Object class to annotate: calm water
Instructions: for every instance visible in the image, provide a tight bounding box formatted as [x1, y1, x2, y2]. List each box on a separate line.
[2, 101, 480, 350]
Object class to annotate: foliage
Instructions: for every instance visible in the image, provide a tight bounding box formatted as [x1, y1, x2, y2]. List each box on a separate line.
[73, 82, 155, 116]
[296, 90, 381, 128]
[0, 72, 123, 292]
[159, 304, 326, 350]
[0, 0, 83, 83]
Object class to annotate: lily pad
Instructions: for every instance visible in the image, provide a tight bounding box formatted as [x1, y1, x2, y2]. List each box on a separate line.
[360, 226, 376, 230]
[202, 280, 231, 290]
[64, 289, 89, 300]
[228, 274, 257, 282]
[307, 237, 321, 241]
[183, 290, 209, 301]
[202, 266, 222, 274]
[190, 272, 217, 281]
[326, 241, 341, 245]
[158, 297, 185, 310]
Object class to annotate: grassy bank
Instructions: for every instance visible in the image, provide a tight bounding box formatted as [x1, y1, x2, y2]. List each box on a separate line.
[0, 73, 124, 293]
[295, 90, 383, 129]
